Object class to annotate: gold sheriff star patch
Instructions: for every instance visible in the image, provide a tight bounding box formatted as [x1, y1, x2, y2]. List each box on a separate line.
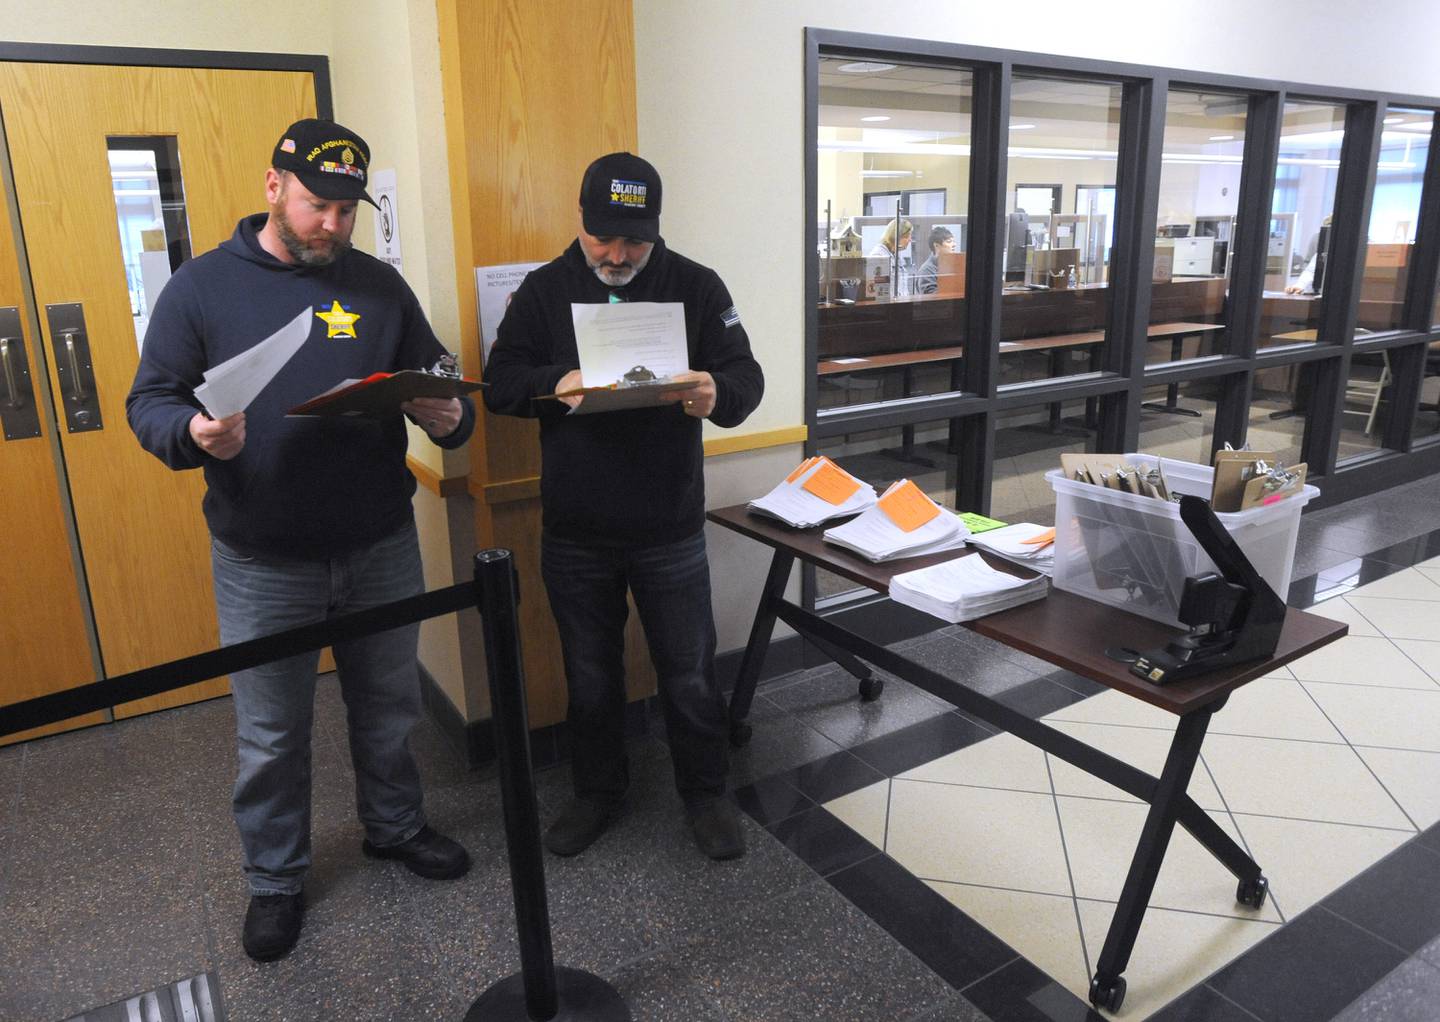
[315, 300, 361, 339]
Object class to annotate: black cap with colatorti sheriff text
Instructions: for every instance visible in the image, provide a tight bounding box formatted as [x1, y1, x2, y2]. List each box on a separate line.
[579, 152, 663, 242]
[272, 118, 378, 208]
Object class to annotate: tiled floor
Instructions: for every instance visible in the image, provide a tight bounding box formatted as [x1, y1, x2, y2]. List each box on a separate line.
[3, 472, 1440, 1021]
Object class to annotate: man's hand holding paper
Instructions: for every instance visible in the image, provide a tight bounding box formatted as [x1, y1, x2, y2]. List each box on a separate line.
[190, 410, 246, 460]
[660, 370, 716, 418]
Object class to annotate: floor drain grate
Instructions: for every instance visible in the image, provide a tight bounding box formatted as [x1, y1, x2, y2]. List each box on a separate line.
[61, 972, 222, 1022]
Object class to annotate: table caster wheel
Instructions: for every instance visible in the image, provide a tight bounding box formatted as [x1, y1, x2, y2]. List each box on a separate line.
[1089, 974, 1126, 1013]
[858, 675, 885, 701]
[728, 721, 752, 748]
[1237, 874, 1269, 909]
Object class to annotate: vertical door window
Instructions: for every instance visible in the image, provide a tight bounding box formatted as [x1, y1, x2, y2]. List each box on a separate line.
[1359, 106, 1433, 333]
[1260, 101, 1346, 348]
[999, 76, 1122, 388]
[108, 136, 192, 352]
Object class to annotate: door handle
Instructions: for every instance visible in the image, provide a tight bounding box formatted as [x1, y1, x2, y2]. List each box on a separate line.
[45, 302, 103, 433]
[63, 331, 87, 403]
[1, 335, 21, 408]
[0, 307, 42, 440]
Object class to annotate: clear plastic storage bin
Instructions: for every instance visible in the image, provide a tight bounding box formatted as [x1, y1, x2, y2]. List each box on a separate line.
[1045, 454, 1318, 628]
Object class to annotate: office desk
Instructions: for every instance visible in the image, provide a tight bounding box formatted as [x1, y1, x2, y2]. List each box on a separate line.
[709, 503, 1346, 1012]
[1140, 321, 1227, 416]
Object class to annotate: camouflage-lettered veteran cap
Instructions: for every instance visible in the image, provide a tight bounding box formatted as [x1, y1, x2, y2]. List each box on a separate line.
[272, 118, 378, 208]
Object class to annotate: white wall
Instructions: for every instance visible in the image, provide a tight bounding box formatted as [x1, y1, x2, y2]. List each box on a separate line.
[633, 0, 1440, 436]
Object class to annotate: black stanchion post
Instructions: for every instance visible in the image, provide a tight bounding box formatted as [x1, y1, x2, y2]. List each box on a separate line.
[466, 549, 629, 1022]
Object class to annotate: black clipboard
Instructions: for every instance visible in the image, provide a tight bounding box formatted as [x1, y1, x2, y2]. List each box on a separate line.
[288, 371, 484, 418]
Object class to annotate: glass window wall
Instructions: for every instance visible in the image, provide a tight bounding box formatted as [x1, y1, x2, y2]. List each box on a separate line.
[1143, 89, 1246, 389]
[1260, 101, 1346, 348]
[999, 76, 1123, 387]
[991, 401, 1097, 526]
[816, 57, 973, 412]
[1359, 106, 1433, 333]
[1246, 367, 1310, 466]
[1416, 341, 1440, 440]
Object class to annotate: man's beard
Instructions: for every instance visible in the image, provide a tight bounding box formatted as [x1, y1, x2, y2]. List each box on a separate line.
[586, 246, 652, 286]
[273, 203, 351, 267]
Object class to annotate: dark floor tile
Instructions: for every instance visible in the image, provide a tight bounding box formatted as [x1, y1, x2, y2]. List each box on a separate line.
[995, 677, 1090, 720]
[961, 956, 1104, 1022]
[15, 712, 185, 817]
[827, 853, 1014, 990]
[848, 709, 995, 777]
[674, 879, 954, 1022]
[1420, 932, 1440, 971]
[761, 660, 953, 750]
[1148, 983, 1263, 1022]
[1324, 839, 1440, 954]
[1290, 543, 1374, 585]
[907, 992, 994, 1021]
[1331, 955, 1440, 1022]
[1418, 820, 1440, 855]
[1207, 906, 1407, 1021]
[1360, 528, 1440, 570]
[768, 805, 882, 877]
[726, 692, 848, 786]
[733, 773, 814, 827]
[782, 749, 886, 804]
[892, 633, 1047, 700]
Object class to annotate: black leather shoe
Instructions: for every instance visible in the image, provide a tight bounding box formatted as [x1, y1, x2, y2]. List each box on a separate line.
[242, 891, 304, 962]
[688, 799, 745, 860]
[362, 824, 471, 880]
[544, 798, 619, 857]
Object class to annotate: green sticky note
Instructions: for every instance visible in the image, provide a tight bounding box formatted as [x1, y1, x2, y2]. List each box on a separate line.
[958, 512, 1008, 533]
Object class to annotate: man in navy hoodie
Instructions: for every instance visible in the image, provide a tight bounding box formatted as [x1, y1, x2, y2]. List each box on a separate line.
[484, 153, 764, 861]
[127, 119, 473, 962]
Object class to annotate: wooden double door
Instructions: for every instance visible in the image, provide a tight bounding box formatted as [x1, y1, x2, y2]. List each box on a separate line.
[0, 61, 316, 743]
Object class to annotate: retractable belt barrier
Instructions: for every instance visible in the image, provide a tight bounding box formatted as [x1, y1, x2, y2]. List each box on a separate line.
[0, 549, 630, 1022]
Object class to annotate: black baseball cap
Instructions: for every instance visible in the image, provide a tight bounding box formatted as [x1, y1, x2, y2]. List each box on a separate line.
[579, 152, 662, 242]
[272, 118, 378, 208]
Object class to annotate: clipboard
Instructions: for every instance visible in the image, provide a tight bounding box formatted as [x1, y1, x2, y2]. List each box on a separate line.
[288, 370, 484, 418]
[534, 377, 699, 415]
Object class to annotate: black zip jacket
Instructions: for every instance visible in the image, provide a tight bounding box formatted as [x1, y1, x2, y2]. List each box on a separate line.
[483, 239, 763, 546]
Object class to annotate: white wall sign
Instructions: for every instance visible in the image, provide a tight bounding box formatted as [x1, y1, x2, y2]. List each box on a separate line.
[475, 261, 544, 364]
[370, 168, 402, 274]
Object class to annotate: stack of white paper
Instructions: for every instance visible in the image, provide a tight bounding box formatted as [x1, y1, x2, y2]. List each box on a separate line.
[889, 554, 1049, 623]
[967, 523, 1056, 577]
[821, 480, 971, 562]
[747, 457, 877, 528]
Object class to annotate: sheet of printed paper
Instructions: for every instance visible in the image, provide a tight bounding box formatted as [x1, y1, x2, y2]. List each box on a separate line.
[193, 306, 313, 417]
[570, 301, 688, 386]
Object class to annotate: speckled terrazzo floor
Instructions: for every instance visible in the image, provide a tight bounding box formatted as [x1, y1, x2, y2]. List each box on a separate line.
[3, 473, 1440, 1022]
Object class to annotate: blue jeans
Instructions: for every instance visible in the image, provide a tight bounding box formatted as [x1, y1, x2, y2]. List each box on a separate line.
[212, 522, 427, 896]
[541, 531, 729, 808]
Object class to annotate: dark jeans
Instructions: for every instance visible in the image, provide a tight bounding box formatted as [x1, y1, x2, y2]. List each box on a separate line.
[541, 531, 729, 808]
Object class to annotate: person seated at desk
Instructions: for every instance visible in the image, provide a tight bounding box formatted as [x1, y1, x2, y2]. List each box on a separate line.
[914, 225, 956, 295]
[867, 218, 915, 298]
[1285, 252, 1319, 295]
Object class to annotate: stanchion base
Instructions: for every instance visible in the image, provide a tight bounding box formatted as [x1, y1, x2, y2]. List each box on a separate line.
[465, 967, 630, 1021]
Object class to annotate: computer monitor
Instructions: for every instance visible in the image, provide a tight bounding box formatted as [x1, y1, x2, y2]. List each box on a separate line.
[1004, 211, 1030, 283]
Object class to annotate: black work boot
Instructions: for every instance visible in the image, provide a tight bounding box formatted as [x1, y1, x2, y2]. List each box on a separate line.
[544, 798, 620, 856]
[242, 891, 305, 962]
[362, 824, 471, 880]
[688, 799, 746, 861]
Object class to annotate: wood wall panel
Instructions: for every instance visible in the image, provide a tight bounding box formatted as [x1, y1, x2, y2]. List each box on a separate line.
[439, 0, 649, 728]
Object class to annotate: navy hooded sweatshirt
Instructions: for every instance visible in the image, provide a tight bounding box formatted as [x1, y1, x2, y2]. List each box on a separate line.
[126, 213, 474, 560]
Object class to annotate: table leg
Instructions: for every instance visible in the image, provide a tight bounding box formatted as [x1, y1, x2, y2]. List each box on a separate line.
[1142, 335, 1202, 418]
[1089, 706, 1234, 1013]
[726, 550, 794, 747]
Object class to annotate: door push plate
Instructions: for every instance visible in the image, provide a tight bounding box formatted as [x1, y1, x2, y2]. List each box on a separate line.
[0, 306, 42, 441]
[46, 302, 103, 433]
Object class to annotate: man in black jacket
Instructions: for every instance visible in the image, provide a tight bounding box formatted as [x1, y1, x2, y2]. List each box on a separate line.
[127, 119, 473, 963]
[484, 152, 764, 860]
